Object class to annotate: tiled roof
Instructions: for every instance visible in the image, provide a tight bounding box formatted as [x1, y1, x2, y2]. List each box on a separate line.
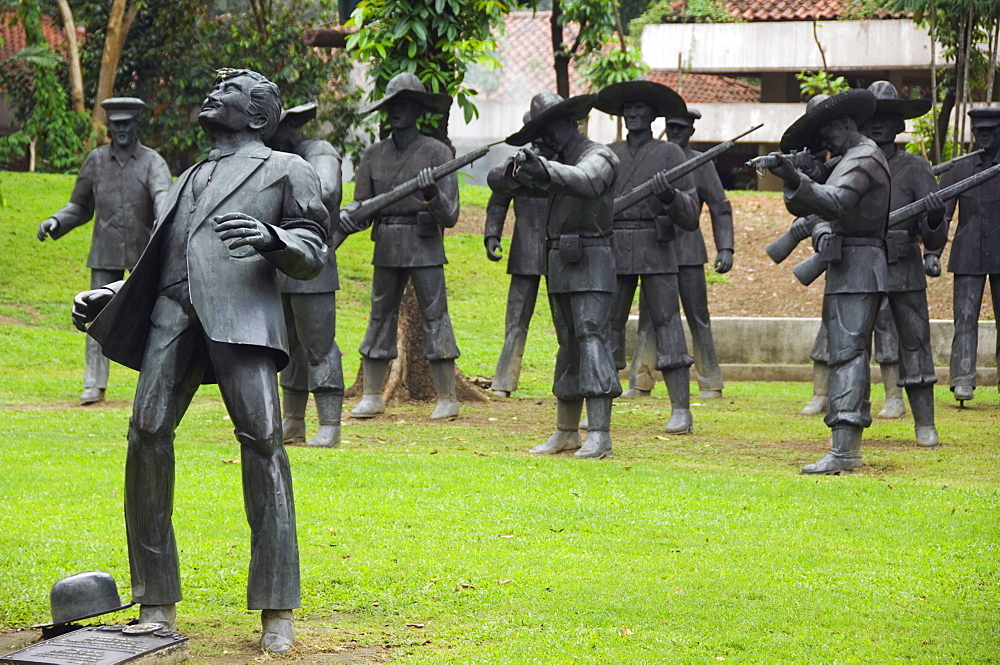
[646, 71, 759, 104]
[654, 1, 902, 22]
[0, 13, 73, 63]
[480, 11, 759, 105]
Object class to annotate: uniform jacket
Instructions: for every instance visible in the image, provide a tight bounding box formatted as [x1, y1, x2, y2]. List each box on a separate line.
[50, 143, 172, 270]
[784, 139, 890, 295]
[672, 145, 735, 267]
[88, 142, 329, 378]
[609, 136, 699, 275]
[278, 138, 342, 293]
[885, 150, 946, 292]
[345, 134, 459, 268]
[503, 132, 619, 294]
[485, 166, 547, 276]
[941, 149, 1000, 275]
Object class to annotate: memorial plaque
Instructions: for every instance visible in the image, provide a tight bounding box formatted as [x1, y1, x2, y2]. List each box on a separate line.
[0, 626, 187, 665]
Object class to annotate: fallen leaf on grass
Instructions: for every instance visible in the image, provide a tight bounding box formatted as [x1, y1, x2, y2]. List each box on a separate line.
[371, 601, 380, 606]
[496, 579, 512, 585]
[475, 451, 489, 457]
[454, 583, 476, 591]
[405, 623, 425, 628]
[429, 450, 438, 455]
[222, 459, 239, 465]
[498, 535, 515, 539]
[620, 625, 633, 636]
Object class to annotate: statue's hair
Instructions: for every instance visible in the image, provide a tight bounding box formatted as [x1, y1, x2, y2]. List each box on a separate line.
[214, 68, 282, 140]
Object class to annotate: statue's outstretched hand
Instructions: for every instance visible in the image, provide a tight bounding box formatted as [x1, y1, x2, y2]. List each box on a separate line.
[72, 288, 114, 332]
[37, 218, 58, 241]
[214, 213, 278, 252]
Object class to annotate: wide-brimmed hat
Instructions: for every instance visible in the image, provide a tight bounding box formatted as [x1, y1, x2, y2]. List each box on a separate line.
[505, 91, 596, 146]
[359, 73, 452, 115]
[595, 78, 687, 118]
[868, 81, 930, 119]
[33, 571, 134, 628]
[279, 101, 318, 128]
[780, 88, 876, 152]
[665, 107, 702, 126]
[101, 97, 145, 122]
[969, 106, 1000, 127]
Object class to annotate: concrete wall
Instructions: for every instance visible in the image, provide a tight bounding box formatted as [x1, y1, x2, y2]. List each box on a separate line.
[642, 20, 946, 74]
[625, 316, 999, 385]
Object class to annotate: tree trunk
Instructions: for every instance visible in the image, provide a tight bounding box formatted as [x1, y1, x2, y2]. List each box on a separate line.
[936, 87, 955, 158]
[54, 0, 84, 114]
[344, 280, 488, 405]
[91, 0, 138, 137]
[551, 0, 570, 98]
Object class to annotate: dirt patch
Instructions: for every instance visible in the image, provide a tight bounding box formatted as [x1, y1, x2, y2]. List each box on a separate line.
[449, 192, 993, 321]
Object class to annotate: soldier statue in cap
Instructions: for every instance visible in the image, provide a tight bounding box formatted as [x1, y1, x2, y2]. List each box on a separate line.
[483, 121, 551, 398]
[333, 72, 461, 420]
[767, 88, 891, 474]
[594, 79, 701, 434]
[266, 101, 346, 447]
[941, 106, 1000, 403]
[72, 69, 330, 654]
[38, 97, 172, 405]
[499, 90, 620, 459]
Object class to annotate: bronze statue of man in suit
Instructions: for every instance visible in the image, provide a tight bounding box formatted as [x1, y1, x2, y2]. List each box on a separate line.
[72, 69, 329, 654]
[38, 97, 172, 405]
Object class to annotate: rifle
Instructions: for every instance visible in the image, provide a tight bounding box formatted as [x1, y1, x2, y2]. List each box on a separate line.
[767, 150, 987, 264]
[790, 162, 1000, 286]
[931, 149, 983, 177]
[338, 139, 504, 232]
[613, 123, 763, 215]
[745, 149, 817, 171]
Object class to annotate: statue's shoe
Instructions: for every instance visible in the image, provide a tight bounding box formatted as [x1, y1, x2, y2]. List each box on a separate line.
[138, 604, 177, 632]
[351, 395, 385, 418]
[620, 388, 651, 399]
[260, 610, 294, 654]
[80, 387, 106, 405]
[915, 425, 940, 448]
[306, 425, 340, 448]
[800, 453, 861, 475]
[697, 389, 722, 400]
[430, 398, 459, 420]
[574, 431, 612, 459]
[877, 396, 906, 419]
[799, 395, 828, 416]
[281, 417, 306, 444]
[664, 408, 693, 435]
[529, 430, 580, 455]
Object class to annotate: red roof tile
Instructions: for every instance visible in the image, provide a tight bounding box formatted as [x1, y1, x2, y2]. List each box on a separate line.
[0, 13, 73, 63]
[653, 1, 902, 22]
[647, 71, 759, 104]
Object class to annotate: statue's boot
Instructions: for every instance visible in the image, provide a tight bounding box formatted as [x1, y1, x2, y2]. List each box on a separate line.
[620, 388, 651, 399]
[908, 385, 940, 448]
[878, 363, 906, 418]
[575, 397, 613, 459]
[953, 384, 974, 403]
[429, 360, 460, 420]
[351, 359, 388, 418]
[530, 399, 582, 454]
[307, 392, 342, 448]
[801, 426, 863, 474]
[800, 362, 830, 416]
[138, 603, 177, 631]
[281, 388, 308, 444]
[697, 389, 722, 399]
[663, 367, 694, 435]
[260, 609, 294, 654]
[80, 387, 106, 405]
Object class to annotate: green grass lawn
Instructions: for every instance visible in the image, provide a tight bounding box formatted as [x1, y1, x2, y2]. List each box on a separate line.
[1, 172, 998, 663]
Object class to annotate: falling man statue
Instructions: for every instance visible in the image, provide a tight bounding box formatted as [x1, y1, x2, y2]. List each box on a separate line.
[38, 97, 172, 405]
[71, 69, 329, 653]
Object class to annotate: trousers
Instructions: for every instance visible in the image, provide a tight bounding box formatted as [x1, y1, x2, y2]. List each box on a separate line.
[279, 292, 344, 395]
[950, 273, 1000, 389]
[492, 274, 542, 393]
[549, 290, 621, 401]
[85, 269, 125, 389]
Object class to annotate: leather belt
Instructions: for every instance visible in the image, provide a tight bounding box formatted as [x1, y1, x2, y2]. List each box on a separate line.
[841, 237, 884, 247]
[613, 220, 656, 229]
[379, 215, 418, 225]
[546, 236, 611, 249]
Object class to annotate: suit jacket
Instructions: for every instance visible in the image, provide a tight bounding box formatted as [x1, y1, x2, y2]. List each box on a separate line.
[885, 150, 945, 292]
[485, 165, 547, 276]
[941, 150, 1000, 275]
[609, 136, 698, 275]
[672, 145, 734, 267]
[88, 142, 329, 378]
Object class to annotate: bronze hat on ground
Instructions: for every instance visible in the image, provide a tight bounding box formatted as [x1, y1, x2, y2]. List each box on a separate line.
[33, 571, 134, 628]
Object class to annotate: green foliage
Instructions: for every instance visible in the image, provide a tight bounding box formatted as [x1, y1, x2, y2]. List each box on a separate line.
[796, 70, 851, 100]
[555, 0, 648, 92]
[905, 109, 960, 161]
[580, 44, 649, 89]
[67, 0, 366, 171]
[0, 3, 90, 172]
[346, 0, 518, 125]
[629, 0, 736, 39]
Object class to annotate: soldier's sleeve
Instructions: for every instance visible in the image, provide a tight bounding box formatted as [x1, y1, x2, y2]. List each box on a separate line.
[484, 190, 513, 239]
[423, 143, 459, 229]
[541, 147, 617, 200]
[784, 152, 874, 224]
[49, 152, 98, 238]
[261, 156, 329, 280]
[338, 149, 376, 236]
[303, 140, 343, 213]
[146, 151, 173, 220]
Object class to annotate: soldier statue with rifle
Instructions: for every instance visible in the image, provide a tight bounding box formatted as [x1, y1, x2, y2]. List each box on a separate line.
[500, 90, 621, 459]
[333, 73, 463, 421]
[594, 79, 701, 434]
[941, 107, 1000, 404]
[765, 89, 891, 474]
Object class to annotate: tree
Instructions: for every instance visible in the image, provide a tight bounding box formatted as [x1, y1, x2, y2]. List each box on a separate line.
[858, 0, 1000, 161]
